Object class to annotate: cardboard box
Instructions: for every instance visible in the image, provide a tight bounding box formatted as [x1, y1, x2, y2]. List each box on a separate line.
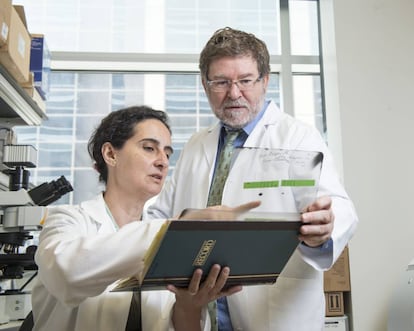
[325, 315, 349, 331]
[12, 5, 26, 27]
[0, 0, 31, 83]
[324, 246, 351, 292]
[325, 291, 344, 317]
[0, 0, 12, 47]
[29, 33, 50, 100]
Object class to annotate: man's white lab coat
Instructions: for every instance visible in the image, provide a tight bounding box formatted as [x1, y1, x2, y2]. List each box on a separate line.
[147, 100, 358, 331]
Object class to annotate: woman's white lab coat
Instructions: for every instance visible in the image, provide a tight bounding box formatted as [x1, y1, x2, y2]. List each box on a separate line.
[147, 100, 359, 331]
[32, 194, 176, 331]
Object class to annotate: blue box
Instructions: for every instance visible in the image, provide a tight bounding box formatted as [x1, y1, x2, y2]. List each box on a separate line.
[29, 34, 50, 100]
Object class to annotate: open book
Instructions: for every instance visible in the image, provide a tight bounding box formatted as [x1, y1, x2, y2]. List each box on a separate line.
[112, 210, 302, 292]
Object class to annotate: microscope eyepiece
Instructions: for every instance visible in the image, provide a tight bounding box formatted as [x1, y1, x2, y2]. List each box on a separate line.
[28, 175, 74, 206]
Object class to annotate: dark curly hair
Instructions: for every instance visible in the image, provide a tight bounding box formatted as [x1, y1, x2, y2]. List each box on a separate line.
[87, 105, 171, 183]
[199, 27, 271, 80]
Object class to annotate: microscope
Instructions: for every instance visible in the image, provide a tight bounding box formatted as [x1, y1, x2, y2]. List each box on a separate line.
[0, 128, 73, 323]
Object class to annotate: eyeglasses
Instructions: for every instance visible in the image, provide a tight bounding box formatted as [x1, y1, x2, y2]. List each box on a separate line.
[206, 76, 262, 92]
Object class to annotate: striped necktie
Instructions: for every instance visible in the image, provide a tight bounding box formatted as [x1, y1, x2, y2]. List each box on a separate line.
[207, 129, 240, 207]
[207, 128, 240, 331]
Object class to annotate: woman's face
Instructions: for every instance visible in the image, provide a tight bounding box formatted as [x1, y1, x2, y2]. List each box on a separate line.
[105, 119, 173, 202]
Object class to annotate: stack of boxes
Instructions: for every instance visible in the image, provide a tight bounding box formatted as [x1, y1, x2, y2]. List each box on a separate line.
[324, 246, 351, 331]
[0, 0, 31, 84]
[0, 0, 50, 113]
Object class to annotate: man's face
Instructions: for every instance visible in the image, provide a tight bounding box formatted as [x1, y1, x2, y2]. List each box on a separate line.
[202, 55, 269, 129]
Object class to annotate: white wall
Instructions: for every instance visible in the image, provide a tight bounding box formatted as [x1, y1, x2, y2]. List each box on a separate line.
[332, 0, 414, 330]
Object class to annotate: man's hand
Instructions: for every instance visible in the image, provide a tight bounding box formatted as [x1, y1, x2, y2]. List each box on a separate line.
[178, 200, 261, 220]
[299, 196, 334, 247]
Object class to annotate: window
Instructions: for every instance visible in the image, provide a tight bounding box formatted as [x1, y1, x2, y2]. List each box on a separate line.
[14, 0, 323, 204]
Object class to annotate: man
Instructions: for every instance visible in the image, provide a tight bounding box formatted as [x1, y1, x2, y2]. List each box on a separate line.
[148, 27, 358, 331]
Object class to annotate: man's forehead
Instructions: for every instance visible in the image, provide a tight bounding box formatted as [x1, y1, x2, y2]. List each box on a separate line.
[208, 56, 259, 76]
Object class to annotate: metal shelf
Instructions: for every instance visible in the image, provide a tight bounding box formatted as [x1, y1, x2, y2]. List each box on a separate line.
[0, 65, 46, 128]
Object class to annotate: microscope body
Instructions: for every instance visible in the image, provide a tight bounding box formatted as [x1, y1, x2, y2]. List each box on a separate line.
[0, 132, 73, 322]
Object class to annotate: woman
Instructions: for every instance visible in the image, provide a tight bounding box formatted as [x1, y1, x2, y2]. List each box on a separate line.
[31, 106, 177, 330]
[31, 105, 257, 331]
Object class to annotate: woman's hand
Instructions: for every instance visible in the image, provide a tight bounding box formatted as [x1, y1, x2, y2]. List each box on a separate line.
[168, 265, 242, 331]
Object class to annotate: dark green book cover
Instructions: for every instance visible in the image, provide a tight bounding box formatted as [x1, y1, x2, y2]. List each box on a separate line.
[113, 212, 301, 291]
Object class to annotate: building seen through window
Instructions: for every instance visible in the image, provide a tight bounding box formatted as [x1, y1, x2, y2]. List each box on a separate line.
[14, 0, 322, 204]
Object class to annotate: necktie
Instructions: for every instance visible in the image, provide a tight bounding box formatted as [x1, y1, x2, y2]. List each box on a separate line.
[207, 129, 240, 331]
[207, 129, 240, 207]
[125, 291, 142, 331]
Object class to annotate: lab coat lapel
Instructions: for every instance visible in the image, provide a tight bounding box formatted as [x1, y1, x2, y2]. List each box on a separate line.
[80, 193, 113, 232]
[244, 100, 283, 148]
[203, 122, 221, 185]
